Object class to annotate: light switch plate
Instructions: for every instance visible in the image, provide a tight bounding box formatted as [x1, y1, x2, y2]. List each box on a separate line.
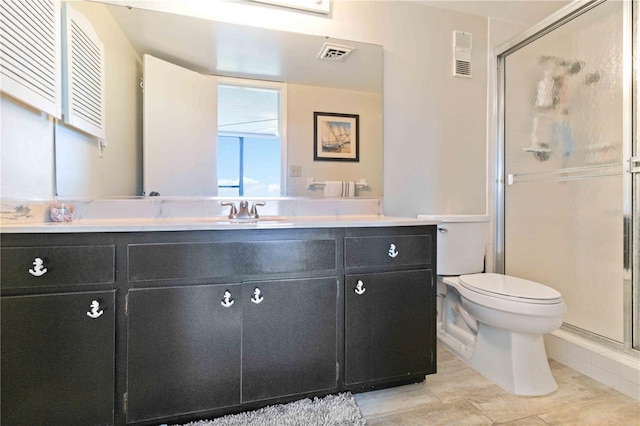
[290, 165, 302, 177]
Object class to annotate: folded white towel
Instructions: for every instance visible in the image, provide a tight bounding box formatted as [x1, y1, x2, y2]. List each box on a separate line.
[324, 181, 343, 197]
[324, 181, 356, 197]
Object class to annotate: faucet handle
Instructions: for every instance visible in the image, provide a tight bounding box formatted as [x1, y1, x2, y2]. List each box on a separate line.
[221, 201, 238, 219]
[250, 201, 266, 219]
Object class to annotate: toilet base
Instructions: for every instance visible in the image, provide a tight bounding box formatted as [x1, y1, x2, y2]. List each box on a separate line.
[437, 323, 474, 359]
[438, 323, 558, 396]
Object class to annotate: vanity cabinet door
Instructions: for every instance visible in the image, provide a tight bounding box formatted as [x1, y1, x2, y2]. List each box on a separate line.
[126, 284, 242, 423]
[1, 291, 116, 426]
[345, 270, 435, 387]
[241, 277, 338, 403]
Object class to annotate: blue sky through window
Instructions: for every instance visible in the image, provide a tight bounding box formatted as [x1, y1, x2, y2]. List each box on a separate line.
[218, 82, 282, 197]
[218, 136, 281, 197]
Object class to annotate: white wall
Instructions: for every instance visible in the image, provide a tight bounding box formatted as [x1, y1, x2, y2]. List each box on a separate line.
[374, 2, 488, 217]
[0, 95, 55, 199]
[112, 0, 489, 217]
[287, 84, 382, 197]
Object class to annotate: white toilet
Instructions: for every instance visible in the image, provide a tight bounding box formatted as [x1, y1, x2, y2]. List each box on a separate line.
[417, 214, 566, 396]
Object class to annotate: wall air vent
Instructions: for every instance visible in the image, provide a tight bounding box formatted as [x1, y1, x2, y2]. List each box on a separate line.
[453, 31, 472, 78]
[317, 43, 354, 62]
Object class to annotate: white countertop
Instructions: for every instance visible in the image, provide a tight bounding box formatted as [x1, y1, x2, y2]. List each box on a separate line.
[0, 215, 439, 233]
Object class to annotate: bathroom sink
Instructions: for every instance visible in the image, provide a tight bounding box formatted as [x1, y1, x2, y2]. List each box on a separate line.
[194, 216, 291, 225]
[164, 216, 294, 228]
[253, 216, 290, 222]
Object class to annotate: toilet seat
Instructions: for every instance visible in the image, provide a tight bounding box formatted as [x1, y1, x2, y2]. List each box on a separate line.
[459, 273, 562, 305]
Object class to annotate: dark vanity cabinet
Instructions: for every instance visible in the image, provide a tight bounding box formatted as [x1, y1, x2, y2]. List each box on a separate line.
[124, 231, 340, 423]
[126, 278, 338, 423]
[1, 225, 436, 426]
[344, 227, 437, 389]
[345, 270, 434, 385]
[126, 284, 243, 423]
[0, 240, 116, 426]
[1, 292, 116, 426]
[241, 277, 338, 403]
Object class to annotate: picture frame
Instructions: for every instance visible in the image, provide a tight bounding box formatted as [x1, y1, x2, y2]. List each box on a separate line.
[313, 112, 359, 162]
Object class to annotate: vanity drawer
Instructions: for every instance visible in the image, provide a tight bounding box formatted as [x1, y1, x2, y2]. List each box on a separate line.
[1, 246, 116, 289]
[128, 239, 337, 282]
[345, 234, 432, 269]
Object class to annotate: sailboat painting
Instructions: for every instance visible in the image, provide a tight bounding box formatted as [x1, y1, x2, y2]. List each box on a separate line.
[314, 112, 359, 162]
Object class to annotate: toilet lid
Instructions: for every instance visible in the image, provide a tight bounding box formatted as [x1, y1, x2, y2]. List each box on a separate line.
[459, 273, 562, 303]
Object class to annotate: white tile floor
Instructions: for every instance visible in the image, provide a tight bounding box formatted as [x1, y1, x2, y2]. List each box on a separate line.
[354, 344, 640, 425]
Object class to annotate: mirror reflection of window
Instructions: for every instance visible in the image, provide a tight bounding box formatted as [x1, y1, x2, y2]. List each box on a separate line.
[217, 80, 286, 197]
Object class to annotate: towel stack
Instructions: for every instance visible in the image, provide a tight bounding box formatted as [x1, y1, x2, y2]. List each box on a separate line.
[324, 181, 355, 197]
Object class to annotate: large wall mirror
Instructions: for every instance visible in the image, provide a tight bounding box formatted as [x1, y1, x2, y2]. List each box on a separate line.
[51, 0, 383, 199]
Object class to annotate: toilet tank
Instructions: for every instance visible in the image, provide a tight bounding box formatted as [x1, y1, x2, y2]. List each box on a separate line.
[417, 215, 490, 275]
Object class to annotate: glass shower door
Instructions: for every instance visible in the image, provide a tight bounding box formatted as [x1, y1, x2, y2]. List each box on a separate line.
[502, 0, 626, 343]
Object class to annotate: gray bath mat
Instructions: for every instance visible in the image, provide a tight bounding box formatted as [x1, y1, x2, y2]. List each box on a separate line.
[174, 393, 366, 426]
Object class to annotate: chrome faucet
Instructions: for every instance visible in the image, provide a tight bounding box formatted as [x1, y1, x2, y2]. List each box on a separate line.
[236, 200, 252, 219]
[221, 201, 237, 219]
[221, 201, 266, 220]
[250, 201, 266, 219]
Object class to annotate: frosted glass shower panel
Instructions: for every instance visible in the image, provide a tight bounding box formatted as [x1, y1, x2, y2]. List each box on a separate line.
[503, 0, 625, 343]
[505, 176, 624, 342]
[504, 0, 623, 176]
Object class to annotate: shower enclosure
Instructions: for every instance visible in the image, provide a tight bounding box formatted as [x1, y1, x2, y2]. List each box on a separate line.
[496, 0, 637, 350]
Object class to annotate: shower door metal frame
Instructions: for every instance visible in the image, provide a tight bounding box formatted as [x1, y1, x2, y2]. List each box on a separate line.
[632, 0, 639, 350]
[494, 0, 637, 350]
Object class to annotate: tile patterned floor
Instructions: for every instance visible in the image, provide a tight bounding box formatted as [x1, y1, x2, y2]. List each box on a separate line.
[354, 344, 640, 425]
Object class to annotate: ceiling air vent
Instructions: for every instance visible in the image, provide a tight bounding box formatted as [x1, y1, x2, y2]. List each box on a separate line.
[453, 31, 472, 78]
[317, 43, 354, 62]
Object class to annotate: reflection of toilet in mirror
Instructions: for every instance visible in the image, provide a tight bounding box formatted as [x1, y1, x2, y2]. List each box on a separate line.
[418, 215, 566, 396]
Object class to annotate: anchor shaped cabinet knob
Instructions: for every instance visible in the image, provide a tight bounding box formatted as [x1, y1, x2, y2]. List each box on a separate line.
[251, 288, 264, 304]
[221, 290, 235, 308]
[87, 300, 104, 319]
[28, 258, 48, 277]
[355, 280, 366, 295]
[388, 244, 399, 258]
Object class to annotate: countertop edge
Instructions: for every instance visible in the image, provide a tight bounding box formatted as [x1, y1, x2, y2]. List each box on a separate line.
[0, 216, 440, 233]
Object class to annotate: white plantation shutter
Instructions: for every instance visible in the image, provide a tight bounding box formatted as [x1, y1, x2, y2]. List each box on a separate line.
[62, 3, 105, 139]
[0, 0, 62, 118]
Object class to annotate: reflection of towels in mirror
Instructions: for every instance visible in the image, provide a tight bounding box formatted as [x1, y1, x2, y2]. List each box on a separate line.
[324, 181, 355, 197]
[324, 181, 343, 197]
[344, 181, 355, 197]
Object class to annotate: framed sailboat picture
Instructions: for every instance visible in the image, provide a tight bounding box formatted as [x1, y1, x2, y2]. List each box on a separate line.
[313, 112, 359, 161]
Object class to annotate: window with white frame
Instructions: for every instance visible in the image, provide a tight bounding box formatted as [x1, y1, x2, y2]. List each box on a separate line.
[217, 79, 286, 197]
